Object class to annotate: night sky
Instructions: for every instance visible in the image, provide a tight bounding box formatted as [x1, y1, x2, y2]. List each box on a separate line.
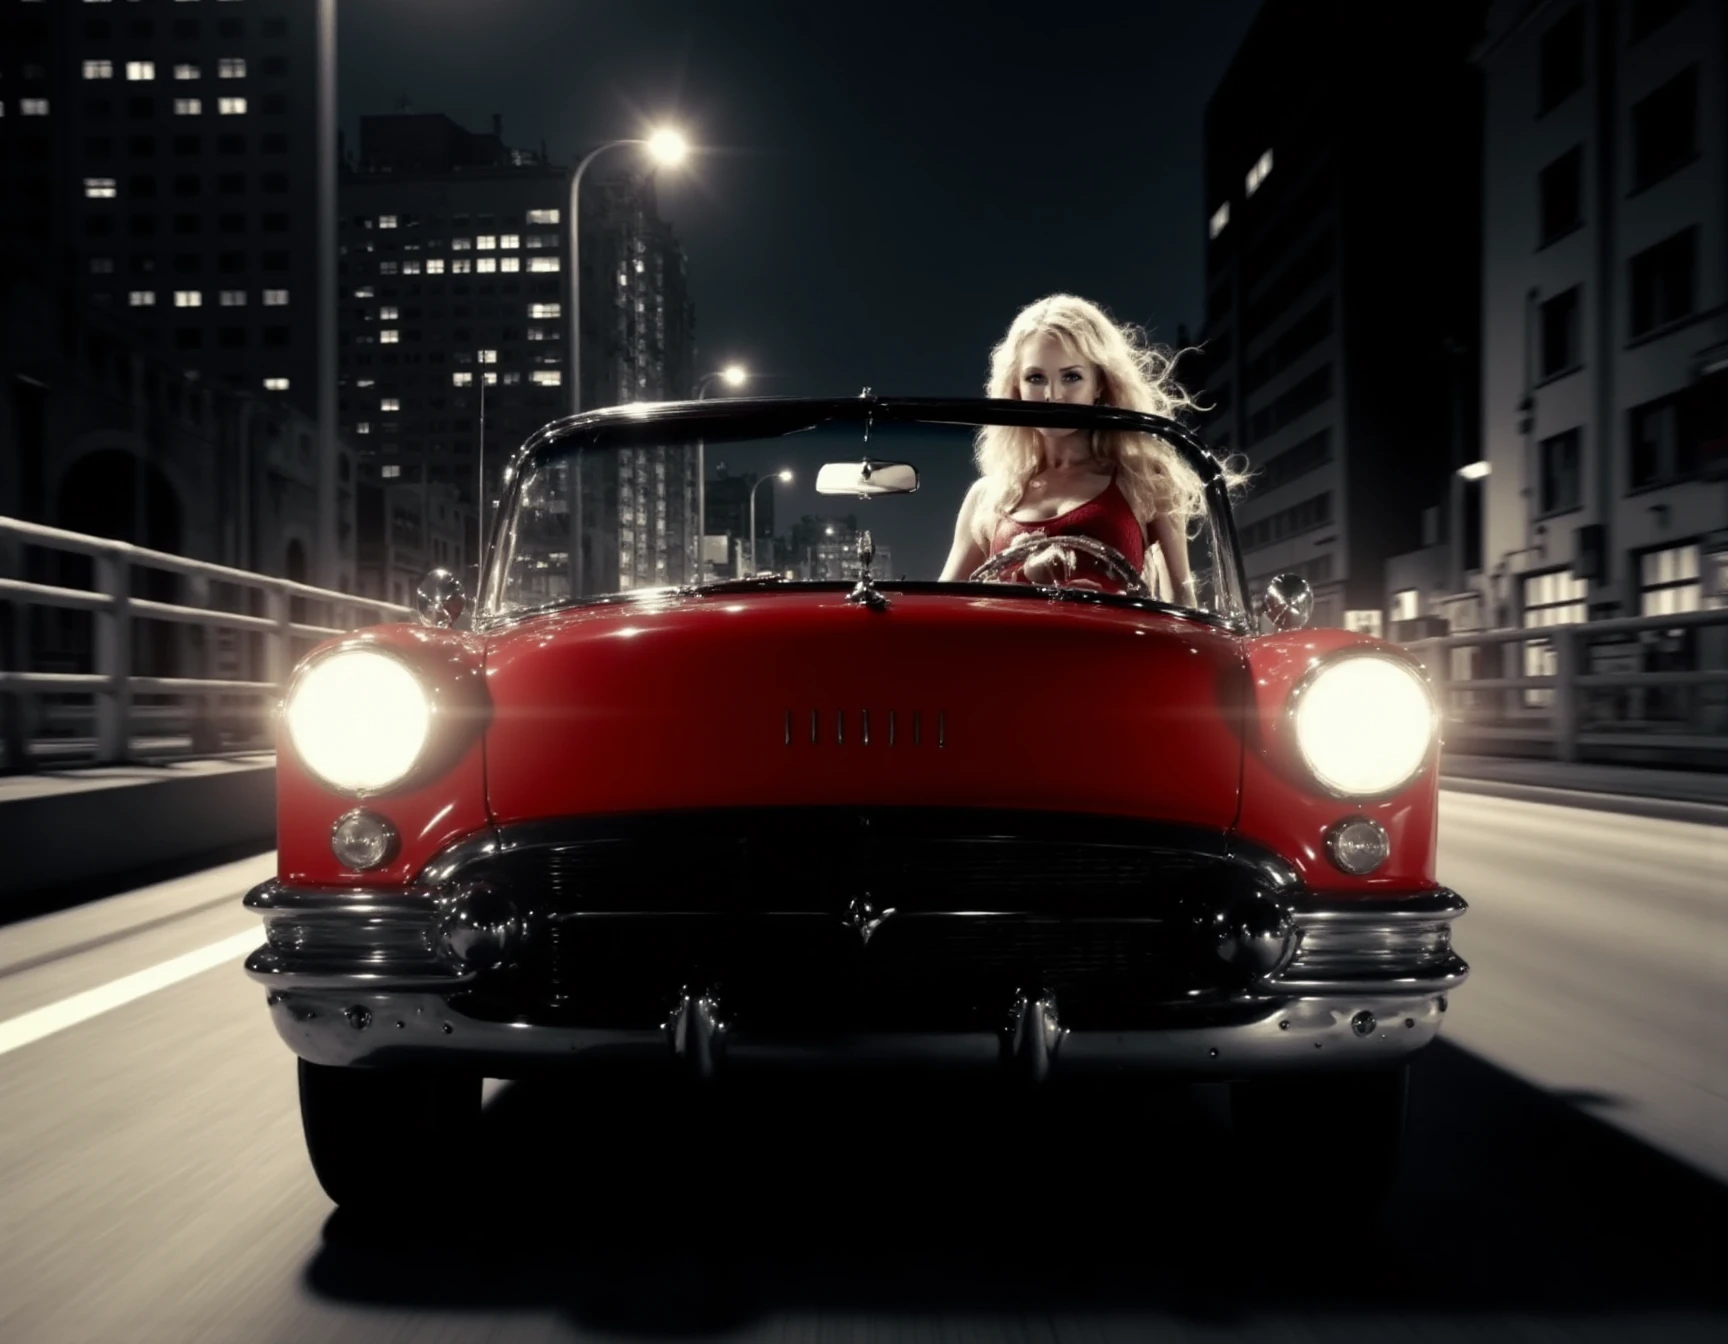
[339, 0, 1264, 576]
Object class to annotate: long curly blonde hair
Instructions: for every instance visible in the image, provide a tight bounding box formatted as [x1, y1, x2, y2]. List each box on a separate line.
[971, 294, 1235, 553]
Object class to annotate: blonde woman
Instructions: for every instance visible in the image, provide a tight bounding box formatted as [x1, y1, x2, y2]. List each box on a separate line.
[940, 293, 1225, 603]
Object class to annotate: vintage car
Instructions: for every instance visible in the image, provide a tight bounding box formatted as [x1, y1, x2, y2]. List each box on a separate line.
[245, 395, 1467, 1210]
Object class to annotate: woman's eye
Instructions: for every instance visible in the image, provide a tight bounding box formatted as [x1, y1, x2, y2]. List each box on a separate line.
[1024, 373, 1044, 384]
[1062, 371, 1083, 383]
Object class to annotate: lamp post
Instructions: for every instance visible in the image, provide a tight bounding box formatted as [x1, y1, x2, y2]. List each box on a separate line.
[748, 470, 792, 575]
[566, 127, 687, 598]
[690, 365, 747, 585]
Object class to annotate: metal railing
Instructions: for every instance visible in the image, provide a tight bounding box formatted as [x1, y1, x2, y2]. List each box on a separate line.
[1403, 607, 1728, 766]
[0, 517, 411, 771]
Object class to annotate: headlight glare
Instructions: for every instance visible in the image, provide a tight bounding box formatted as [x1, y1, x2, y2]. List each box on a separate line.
[285, 649, 431, 793]
[1291, 655, 1435, 797]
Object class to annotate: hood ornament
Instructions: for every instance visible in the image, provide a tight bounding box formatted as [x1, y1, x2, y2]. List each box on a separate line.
[846, 529, 888, 610]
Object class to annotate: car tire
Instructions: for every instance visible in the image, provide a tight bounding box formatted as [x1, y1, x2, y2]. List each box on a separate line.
[1228, 1064, 1408, 1209]
[297, 1059, 481, 1212]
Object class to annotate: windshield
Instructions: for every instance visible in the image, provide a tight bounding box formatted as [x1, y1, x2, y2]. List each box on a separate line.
[484, 415, 1246, 623]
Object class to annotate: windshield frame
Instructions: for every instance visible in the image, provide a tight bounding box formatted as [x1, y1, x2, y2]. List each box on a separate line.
[478, 395, 1251, 632]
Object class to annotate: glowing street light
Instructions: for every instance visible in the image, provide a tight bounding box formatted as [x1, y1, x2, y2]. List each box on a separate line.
[749, 469, 793, 575]
[646, 128, 689, 167]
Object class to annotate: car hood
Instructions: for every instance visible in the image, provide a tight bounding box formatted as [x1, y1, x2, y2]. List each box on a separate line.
[481, 590, 1247, 828]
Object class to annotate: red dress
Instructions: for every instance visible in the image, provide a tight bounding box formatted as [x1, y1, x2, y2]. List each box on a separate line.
[990, 474, 1145, 590]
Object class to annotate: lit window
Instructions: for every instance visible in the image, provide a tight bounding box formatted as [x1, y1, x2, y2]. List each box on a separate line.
[219, 289, 246, 306]
[175, 99, 202, 116]
[527, 326, 546, 341]
[500, 234, 520, 249]
[526, 208, 560, 224]
[528, 257, 560, 272]
[451, 238, 472, 251]
[482, 371, 498, 386]
[379, 261, 398, 275]
[617, 270, 628, 286]
[218, 97, 246, 115]
[379, 306, 398, 320]
[531, 370, 563, 386]
[356, 422, 371, 435]
[450, 259, 472, 274]
[1209, 201, 1230, 239]
[1245, 147, 1273, 197]
[403, 259, 422, 274]
[218, 59, 246, 79]
[529, 302, 562, 318]
[378, 215, 398, 229]
[126, 62, 156, 82]
[478, 349, 497, 364]
[83, 60, 114, 81]
[84, 177, 118, 198]
[380, 329, 399, 344]
[21, 100, 49, 116]
[381, 397, 400, 412]
[381, 464, 400, 478]
[263, 289, 288, 306]
[426, 259, 445, 275]
[128, 290, 156, 307]
[499, 256, 520, 273]
[1640, 544, 1703, 616]
[634, 259, 645, 274]
[357, 378, 375, 388]
[476, 257, 497, 273]
[476, 235, 496, 250]
[452, 372, 473, 386]
[174, 290, 202, 307]
[174, 64, 201, 81]
[501, 371, 521, 385]
[264, 377, 289, 391]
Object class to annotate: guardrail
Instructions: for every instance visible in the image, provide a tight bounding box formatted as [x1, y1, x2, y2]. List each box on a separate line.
[0, 516, 411, 771]
[1404, 607, 1728, 766]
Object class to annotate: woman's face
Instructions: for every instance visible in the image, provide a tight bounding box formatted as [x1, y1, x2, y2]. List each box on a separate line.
[1016, 332, 1102, 440]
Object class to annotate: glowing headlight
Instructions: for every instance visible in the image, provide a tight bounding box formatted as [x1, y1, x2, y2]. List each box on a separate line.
[284, 649, 431, 794]
[1291, 654, 1436, 797]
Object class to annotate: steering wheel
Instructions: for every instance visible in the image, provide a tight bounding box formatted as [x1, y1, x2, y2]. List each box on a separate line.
[969, 533, 1150, 598]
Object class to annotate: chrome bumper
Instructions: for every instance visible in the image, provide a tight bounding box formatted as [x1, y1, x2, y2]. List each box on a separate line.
[244, 877, 1467, 1079]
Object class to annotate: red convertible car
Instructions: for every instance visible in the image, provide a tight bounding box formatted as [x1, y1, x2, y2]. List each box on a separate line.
[245, 396, 1466, 1210]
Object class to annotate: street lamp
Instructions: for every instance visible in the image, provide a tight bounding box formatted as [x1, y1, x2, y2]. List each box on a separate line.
[691, 365, 749, 587]
[565, 125, 687, 599]
[748, 469, 792, 575]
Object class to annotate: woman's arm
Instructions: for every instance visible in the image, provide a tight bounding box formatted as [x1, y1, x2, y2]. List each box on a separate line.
[1148, 512, 1197, 606]
[939, 479, 990, 580]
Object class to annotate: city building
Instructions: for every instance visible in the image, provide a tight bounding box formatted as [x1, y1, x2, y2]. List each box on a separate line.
[355, 479, 472, 610]
[1460, 0, 1727, 637]
[0, 0, 326, 415]
[705, 464, 782, 574]
[337, 114, 698, 595]
[783, 515, 892, 583]
[1195, 0, 1488, 632]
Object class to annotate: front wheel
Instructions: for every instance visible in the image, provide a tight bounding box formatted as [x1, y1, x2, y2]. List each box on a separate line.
[1229, 1065, 1409, 1210]
[297, 1059, 481, 1212]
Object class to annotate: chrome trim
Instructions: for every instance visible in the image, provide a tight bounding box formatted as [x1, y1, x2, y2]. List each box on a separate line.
[783, 709, 945, 746]
[968, 533, 1151, 597]
[1284, 649, 1442, 803]
[244, 947, 477, 991]
[665, 986, 728, 1078]
[260, 988, 1453, 1073]
[1262, 572, 1313, 632]
[1288, 890, 1466, 923]
[244, 877, 439, 914]
[414, 567, 467, 629]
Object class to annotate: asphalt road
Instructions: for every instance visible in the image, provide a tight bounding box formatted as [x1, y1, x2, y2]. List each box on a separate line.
[0, 796, 1724, 1344]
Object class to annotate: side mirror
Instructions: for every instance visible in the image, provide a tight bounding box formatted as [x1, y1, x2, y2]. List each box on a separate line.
[416, 568, 467, 628]
[1262, 572, 1313, 632]
[815, 460, 919, 497]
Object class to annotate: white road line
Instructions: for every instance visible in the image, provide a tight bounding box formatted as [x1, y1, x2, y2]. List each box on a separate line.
[0, 928, 260, 1059]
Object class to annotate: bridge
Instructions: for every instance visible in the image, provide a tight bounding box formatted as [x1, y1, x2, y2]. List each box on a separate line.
[2, 517, 1725, 1341]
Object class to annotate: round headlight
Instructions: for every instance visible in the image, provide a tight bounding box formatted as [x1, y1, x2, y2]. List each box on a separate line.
[1290, 654, 1436, 797]
[284, 648, 432, 794]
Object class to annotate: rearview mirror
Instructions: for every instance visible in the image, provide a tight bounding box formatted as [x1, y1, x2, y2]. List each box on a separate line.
[815, 460, 919, 497]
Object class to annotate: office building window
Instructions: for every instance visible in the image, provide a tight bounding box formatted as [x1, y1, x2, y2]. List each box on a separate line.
[263, 377, 289, 391]
[528, 302, 562, 318]
[528, 257, 560, 272]
[1538, 5, 1585, 114]
[1244, 148, 1272, 197]
[1209, 201, 1229, 239]
[426, 259, 445, 274]
[1390, 590, 1420, 624]
[476, 235, 496, 250]
[381, 464, 400, 478]
[531, 370, 563, 386]
[1629, 228, 1696, 338]
[499, 257, 520, 273]
[526, 208, 560, 224]
[126, 62, 155, 82]
[173, 290, 201, 307]
[218, 97, 246, 115]
[451, 259, 472, 274]
[1521, 568, 1586, 705]
[381, 398, 400, 412]
[1540, 287, 1582, 376]
[452, 372, 473, 386]
[1538, 146, 1583, 244]
[84, 177, 118, 198]
[128, 290, 155, 306]
[263, 288, 288, 306]
[84, 60, 114, 80]
[500, 234, 521, 249]
[478, 349, 498, 364]
[175, 99, 201, 116]
[356, 423, 371, 435]
[218, 58, 246, 79]
[1628, 391, 1697, 488]
[378, 215, 398, 229]
[220, 289, 245, 306]
[380, 329, 399, 344]
[1632, 66, 1697, 190]
[1638, 544, 1702, 615]
[1539, 427, 1582, 514]
[21, 100, 50, 116]
[174, 64, 200, 81]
